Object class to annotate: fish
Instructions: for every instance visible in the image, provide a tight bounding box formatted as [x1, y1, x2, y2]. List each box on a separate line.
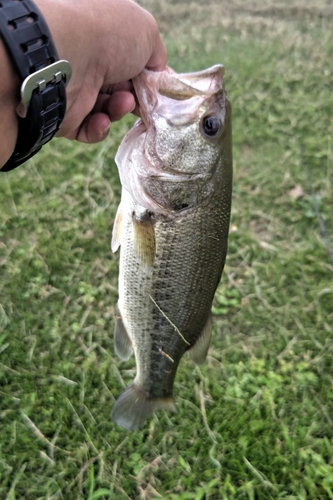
[110, 65, 232, 430]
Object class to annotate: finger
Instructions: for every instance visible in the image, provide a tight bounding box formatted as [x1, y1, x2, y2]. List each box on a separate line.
[100, 80, 134, 95]
[93, 91, 136, 121]
[75, 113, 111, 143]
[131, 104, 141, 118]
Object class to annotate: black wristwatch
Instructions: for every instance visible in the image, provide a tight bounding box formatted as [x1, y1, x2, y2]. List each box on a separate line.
[0, 0, 72, 172]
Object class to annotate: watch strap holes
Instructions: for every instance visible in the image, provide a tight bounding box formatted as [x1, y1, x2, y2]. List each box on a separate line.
[26, 14, 36, 23]
[20, 35, 47, 53]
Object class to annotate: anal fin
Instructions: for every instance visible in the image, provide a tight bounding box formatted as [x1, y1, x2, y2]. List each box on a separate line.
[114, 304, 133, 360]
[187, 312, 212, 365]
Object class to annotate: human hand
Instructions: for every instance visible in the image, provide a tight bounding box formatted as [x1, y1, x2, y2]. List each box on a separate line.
[37, 0, 167, 143]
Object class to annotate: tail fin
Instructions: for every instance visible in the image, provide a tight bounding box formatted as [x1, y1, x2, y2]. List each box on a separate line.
[111, 382, 177, 430]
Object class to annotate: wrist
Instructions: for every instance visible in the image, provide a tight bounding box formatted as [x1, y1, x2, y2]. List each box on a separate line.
[32, 0, 100, 135]
[0, 0, 71, 171]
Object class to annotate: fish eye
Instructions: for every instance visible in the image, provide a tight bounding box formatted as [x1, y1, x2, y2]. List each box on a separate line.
[202, 115, 221, 137]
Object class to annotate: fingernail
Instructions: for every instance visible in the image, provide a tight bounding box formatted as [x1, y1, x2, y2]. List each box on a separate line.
[102, 124, 110, 138]
[129, 101, 136, 113]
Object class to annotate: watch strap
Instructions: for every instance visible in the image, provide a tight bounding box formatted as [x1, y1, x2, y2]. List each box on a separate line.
[0, 0, 71, 171]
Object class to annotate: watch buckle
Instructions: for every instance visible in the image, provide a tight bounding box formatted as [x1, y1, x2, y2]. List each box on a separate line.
[16, 60, 72, 119]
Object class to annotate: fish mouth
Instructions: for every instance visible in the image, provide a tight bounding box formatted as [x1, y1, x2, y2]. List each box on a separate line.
[132, 65, 225, 129]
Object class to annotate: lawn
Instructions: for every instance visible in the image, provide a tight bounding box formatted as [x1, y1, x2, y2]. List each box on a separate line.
[1, 0, 333, 498]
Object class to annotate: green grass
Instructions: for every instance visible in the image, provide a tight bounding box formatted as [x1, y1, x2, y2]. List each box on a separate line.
[1, 1, 333, 498]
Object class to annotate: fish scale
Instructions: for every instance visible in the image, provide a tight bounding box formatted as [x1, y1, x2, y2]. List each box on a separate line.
[111, 65, 232, 430]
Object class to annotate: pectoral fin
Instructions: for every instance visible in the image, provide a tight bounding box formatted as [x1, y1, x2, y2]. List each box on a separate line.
[132, 209, 156, 270]
[187, 312, 212, 365]
[111, 203, 123, 253]
[114, 304, 133, 360]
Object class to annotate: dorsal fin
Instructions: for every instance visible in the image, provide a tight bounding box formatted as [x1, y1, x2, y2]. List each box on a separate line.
[187, 312, 212, 365]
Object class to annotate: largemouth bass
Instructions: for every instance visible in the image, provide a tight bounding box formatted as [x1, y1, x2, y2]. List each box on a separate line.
[111, 65, 232, 430]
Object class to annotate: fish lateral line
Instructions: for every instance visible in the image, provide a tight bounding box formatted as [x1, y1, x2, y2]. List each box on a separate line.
[149, 294, 190, 346]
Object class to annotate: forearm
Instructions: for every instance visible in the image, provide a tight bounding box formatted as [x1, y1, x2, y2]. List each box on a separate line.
[0, 39, 19, 168]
